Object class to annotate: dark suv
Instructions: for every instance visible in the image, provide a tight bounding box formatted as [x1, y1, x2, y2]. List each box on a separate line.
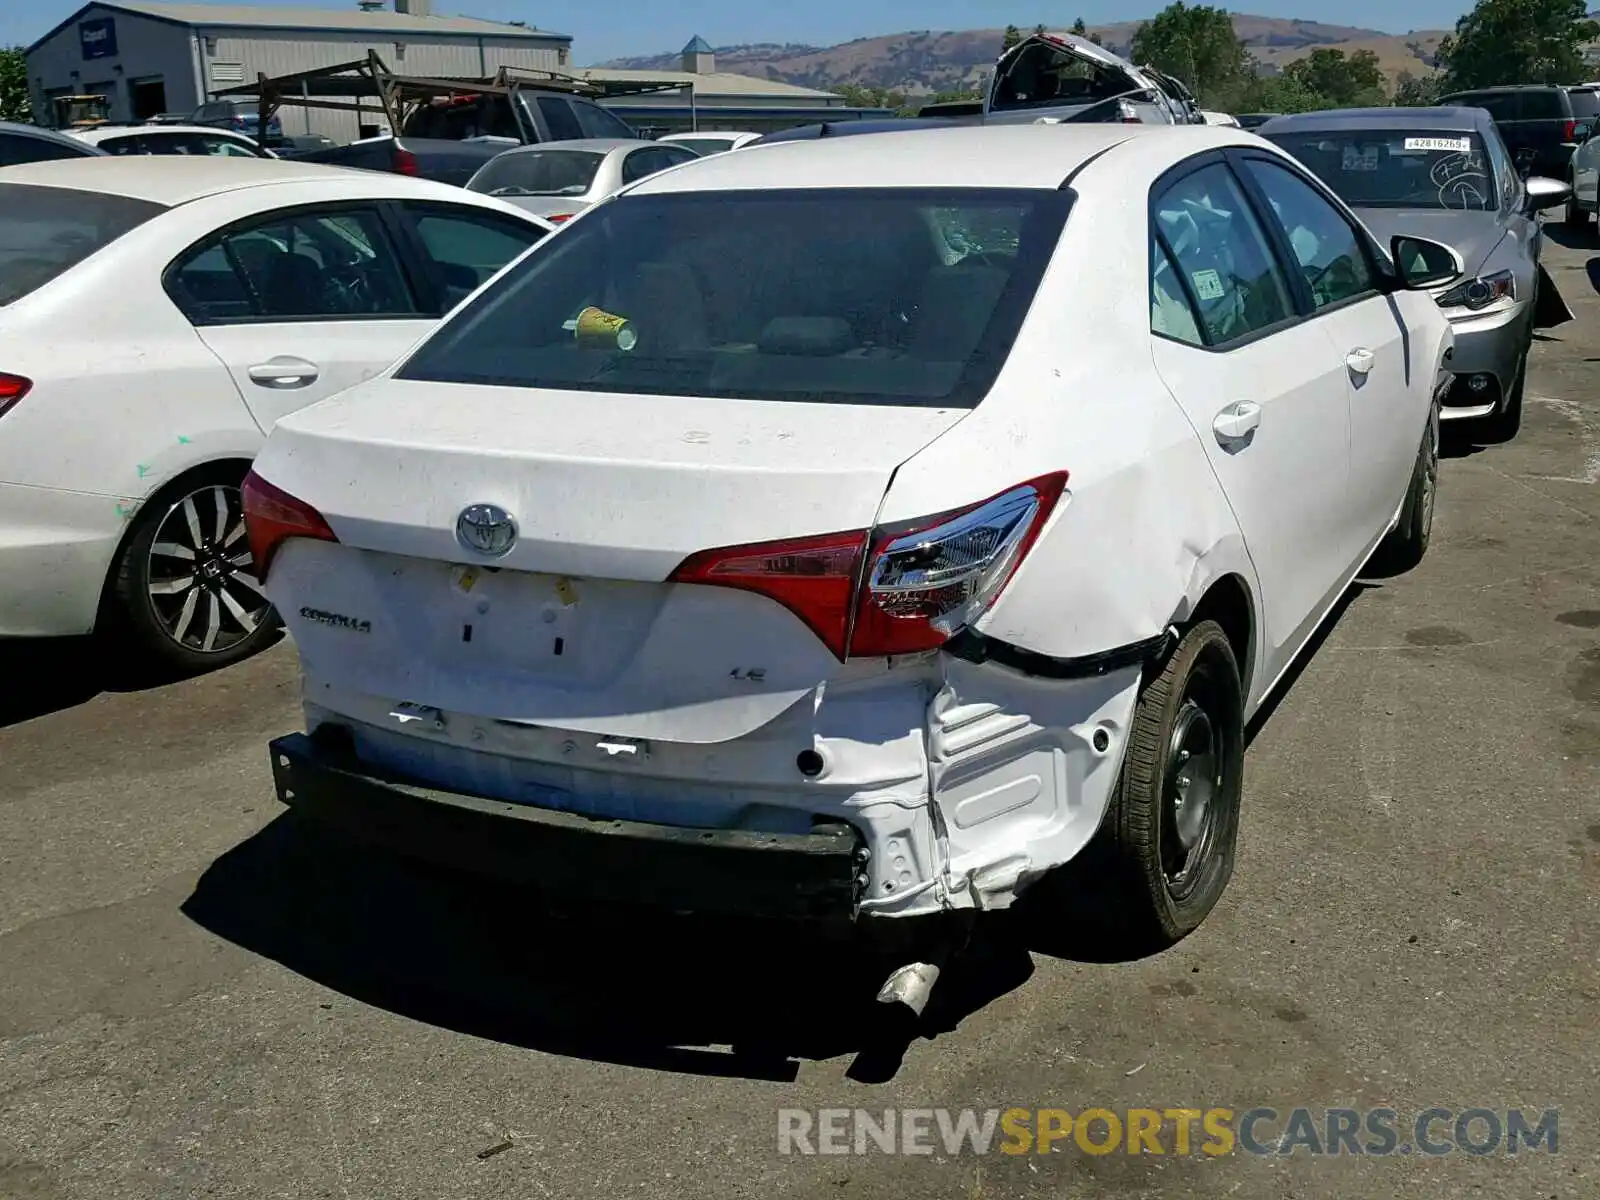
[1438, 84, 1600, 179]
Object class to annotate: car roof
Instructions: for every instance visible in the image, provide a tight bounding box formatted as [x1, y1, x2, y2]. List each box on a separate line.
[0, 121, 105, 153]
[72, 123, 260, 143]
[0, 154, 494, 206]
[1440, 84, 1563, 94]
[640, 124, 1174, 192]
[1259, 107, 1490, 135]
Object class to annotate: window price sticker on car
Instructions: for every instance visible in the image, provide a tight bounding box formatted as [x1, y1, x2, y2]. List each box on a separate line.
[1342, 144, 1380, 171]
[1404, 137, 1471, 153]
[1191, 269, 1226, 301]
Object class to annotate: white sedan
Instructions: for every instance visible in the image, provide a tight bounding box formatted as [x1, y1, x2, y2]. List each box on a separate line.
[0, 157, 552, 669]
[245, 125, 1455, 1007]
[71, 123, 277, 158]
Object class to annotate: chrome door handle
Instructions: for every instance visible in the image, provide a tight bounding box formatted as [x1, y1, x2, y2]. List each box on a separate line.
[1212, 400, 1262, 443]
[1346, 348, 1376, 376]
[247, 356, 320, 388]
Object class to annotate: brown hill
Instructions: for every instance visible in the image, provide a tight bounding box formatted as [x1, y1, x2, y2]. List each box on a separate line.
[598, 15, 1448, 96]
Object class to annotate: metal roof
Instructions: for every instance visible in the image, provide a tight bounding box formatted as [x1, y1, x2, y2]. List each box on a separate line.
[681, 35, 714, 54]
[577, 68, 841, 101]
[28, 2, 569, 53]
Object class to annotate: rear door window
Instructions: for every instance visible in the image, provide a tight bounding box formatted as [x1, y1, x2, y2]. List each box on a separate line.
[1518, 90, 1565, 120]
[570, 98, 637, 140]
[0, 184, 166, 305]
[167, 207, 420, 323]
[536, 96, 583, 141]
[1151, 162, 1296, 346]
[401, 203, 548, 310]
[1451, 92, 1518, 121]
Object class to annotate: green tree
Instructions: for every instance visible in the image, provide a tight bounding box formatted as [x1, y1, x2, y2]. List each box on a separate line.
[1130, 3, 1252, 108]
[1240, 71, 1332, 114]
[1393, 70, 1443, 106]
[1282, 48, 1388, 107]
[1002, 24, 1023, 51]
[1439, 0, 1598, 89]
[0, 46, 29, 123]
[837, 84, 912, 114]
[1070, 17, 1105, 46]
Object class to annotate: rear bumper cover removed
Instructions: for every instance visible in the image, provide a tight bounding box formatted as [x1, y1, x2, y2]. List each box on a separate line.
[269, 732, 863, 921]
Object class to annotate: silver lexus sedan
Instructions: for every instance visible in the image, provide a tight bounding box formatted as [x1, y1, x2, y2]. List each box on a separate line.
[465, 138, 698, 226]
[1262, 106, 1571, 440]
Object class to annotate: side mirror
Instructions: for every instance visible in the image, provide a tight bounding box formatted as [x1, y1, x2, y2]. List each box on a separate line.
[1390, 235, 1463, 290]
[1524, 175, 1572, 211]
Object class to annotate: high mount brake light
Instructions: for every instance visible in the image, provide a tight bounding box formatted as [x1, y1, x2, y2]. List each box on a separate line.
[668, 473, 1068, 661]
[0, 373, 32, 419]
[241, 469, 338, 578]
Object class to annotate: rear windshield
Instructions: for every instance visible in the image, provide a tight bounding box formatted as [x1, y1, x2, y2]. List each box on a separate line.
[0, 184, 166, 305]
[664, 137, 734, 156]
[1568, 88, 1600, 118]
[398, 188, 1068, 408]
[1265, 130, 1498, 211]
[469, 150, 606, 197]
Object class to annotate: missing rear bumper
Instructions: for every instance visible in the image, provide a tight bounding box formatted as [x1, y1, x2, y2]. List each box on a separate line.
[268, 732, 864, 921]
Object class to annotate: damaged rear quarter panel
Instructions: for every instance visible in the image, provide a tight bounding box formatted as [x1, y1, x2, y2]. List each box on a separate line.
[878, 166, 1261, 693]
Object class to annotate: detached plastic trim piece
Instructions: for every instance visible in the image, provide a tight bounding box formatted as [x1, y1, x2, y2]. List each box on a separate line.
[943, 629, 1172, 679]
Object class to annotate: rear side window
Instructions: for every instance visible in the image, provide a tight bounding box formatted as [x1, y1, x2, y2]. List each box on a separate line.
[570, 98, 637, 140]
[1519, 90, 1565, 119]
[1151, 163, 1295, 346]
[398, 188, 1070, 409]
[0, 184, 166, 305]
[0, 133, 94, 165]
[1448, 92, 1518, 121]
[1568, 89, 1600, 118]
[536, 97, 583, 141]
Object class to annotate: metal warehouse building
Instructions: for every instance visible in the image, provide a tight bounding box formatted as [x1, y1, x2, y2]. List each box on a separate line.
[25, 0, 571, 140]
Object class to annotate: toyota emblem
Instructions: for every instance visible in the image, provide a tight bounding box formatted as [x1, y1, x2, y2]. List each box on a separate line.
[456, 503, 518, 557]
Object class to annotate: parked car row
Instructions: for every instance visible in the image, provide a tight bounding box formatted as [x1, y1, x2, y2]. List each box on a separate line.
[0, 105, 1573, 1014]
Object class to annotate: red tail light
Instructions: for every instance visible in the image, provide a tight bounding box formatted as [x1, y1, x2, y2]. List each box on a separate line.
[0, 373, 32, 419]
[1565, 119, 1578, 142]
[669, 473, 1067, 661]
[547, 213, 574, 223]
[393, 147, 420, 175]
[241, 469, 338, 578]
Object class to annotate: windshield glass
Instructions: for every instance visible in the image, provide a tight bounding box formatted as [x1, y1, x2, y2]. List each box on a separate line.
[1267, 130, 1498, 211]
[399, 188, 1068, 409]
[469, 150, 606, 197]
[0, 184, 166, 305]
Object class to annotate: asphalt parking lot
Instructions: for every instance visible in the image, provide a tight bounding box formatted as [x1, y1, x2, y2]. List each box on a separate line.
[4, 234, 1600, 1200]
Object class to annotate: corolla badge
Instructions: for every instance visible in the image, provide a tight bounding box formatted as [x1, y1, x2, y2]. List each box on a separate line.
[456, 503, 518, 557]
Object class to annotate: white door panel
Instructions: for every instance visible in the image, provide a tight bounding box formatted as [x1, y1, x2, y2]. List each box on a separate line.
[194, 320, 433, 432]
[1317, 296, 1412, 546]
[1153, 327, 1352, 685]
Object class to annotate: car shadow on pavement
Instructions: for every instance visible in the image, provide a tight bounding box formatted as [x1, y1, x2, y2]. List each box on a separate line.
[181, 813, 1037, 1084]
[1540, 223, 1599, 252]
[0, 636, 154, 728]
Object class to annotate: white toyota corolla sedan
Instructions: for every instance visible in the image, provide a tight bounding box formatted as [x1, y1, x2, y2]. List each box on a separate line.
[0, 157, 552, 670]
[246, 125, 1456, 1007]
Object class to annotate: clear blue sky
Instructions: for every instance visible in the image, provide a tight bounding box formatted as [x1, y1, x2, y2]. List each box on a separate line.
[4, 0, 1474, 64]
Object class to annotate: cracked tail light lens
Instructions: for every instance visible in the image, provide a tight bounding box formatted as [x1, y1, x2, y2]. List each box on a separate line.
[668, 473, 1067, 662]
[0, 373, 32, 419]
[241, 468, 338, 579]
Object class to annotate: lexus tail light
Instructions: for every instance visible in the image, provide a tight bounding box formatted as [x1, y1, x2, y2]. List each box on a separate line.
[669, 473, 1067, 661]
[241, 469, 338, 578]
[0, 373, 32, 419]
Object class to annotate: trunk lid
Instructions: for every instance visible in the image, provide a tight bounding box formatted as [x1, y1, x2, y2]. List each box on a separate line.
[256, 379, 966, 741]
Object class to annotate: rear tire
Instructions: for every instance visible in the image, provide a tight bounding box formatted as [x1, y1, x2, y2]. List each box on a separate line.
[106, 463, 280, 675]
[1564, 188, 1591, 229]
[1095, 620, 1245, 950]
